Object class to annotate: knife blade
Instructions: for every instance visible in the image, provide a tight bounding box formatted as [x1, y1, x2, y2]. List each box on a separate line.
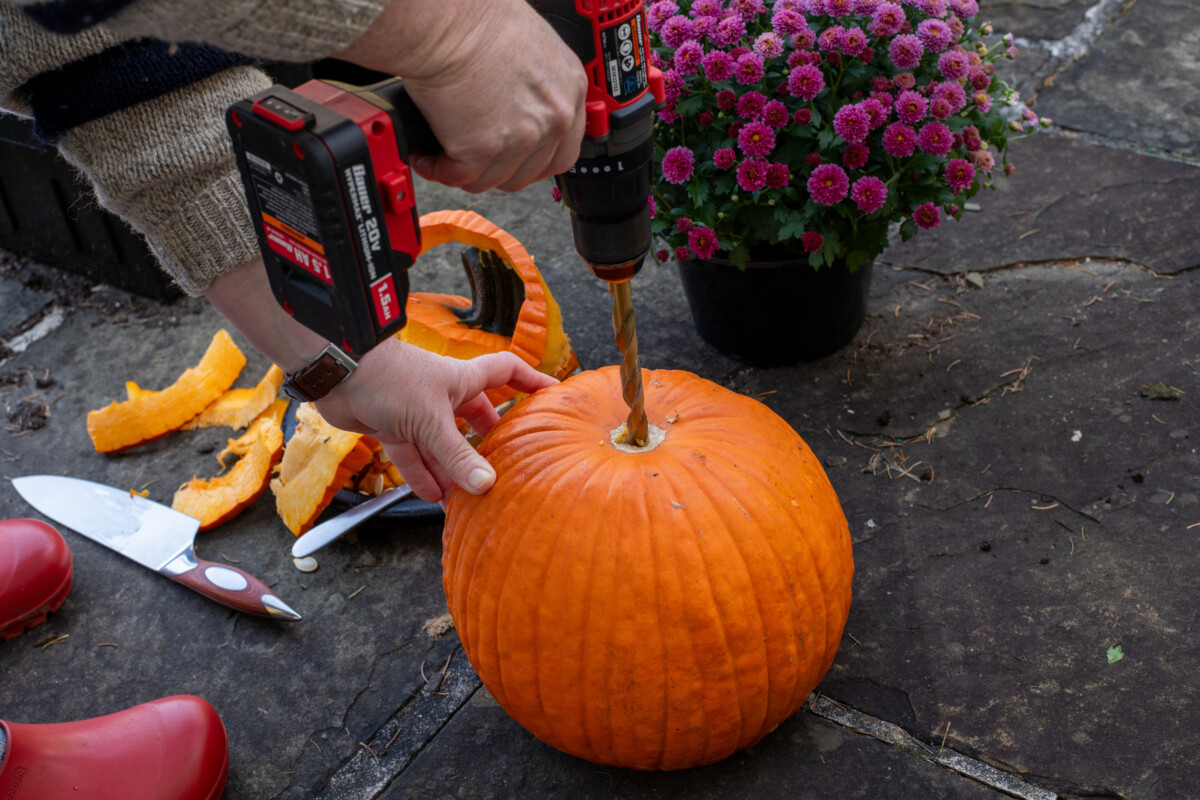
[12, 475, 301, 621]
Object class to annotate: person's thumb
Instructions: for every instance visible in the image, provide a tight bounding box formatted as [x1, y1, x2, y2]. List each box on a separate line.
[434, 424, 496, 494]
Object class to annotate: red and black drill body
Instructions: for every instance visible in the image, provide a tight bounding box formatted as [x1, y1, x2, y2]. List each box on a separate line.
[226, 0, 663, 356]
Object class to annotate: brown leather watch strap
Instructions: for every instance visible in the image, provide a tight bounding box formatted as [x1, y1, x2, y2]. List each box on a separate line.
[281, 343, 359, 403]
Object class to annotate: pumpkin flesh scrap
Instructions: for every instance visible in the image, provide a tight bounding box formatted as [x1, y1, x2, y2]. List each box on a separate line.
[182, 364, 285, 431]
[271, 403, 373, 535]
[406, 210, 575, 387]
[170, 409, 285, 531]
[87, 329, 246, 453]
[443, 367, 854, 771]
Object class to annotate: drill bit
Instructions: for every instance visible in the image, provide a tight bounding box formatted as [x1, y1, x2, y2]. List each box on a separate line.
[610, 280, 649, 447]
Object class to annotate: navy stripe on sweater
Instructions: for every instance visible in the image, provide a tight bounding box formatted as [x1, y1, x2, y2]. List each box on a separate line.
[21, 0, 140, 34]
[22, 40, 254, 142]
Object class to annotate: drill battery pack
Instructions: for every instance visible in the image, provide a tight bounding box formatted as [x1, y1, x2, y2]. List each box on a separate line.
[226, 80, 422, 356]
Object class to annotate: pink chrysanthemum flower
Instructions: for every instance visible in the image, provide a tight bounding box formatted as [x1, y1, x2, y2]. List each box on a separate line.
[736, 90, 767, 119]
[794, 108, 813, 125]
[787, 65, 826, 100]
[735, 53, 766, 85]
[973, 91, 993, 112]
[842, 142, 870, 170]
[802, 231, 824, 252]
[677, 217, 693, 233]
[971, 70, 992, 91]
[791, 28, 817, 49]
[739, 121, 777, 157]
[806, 152, 823, 167]
[851, 176, 888, 214]
[647, 1, 679, 33]
[661, 15, 697, 49]
[882, 122, 917, 157]
[913, 203, 941, 230]
[917, 0, 947, 17]
[772, 9, 808, 37]
[833, 104, 871, 143]
[711, 15, 746, 48]
[730, 0, 768, 20]
[692, 14, 718, 39]
[736, 159, 769, 191]
[948, 0, 979, 18]
[697, 111, 714, 126]
[716, 89, 736, 109]
[841, 27, 868, 56]
[917, 121, 953, 156]
[938, 50, 970, 81]
[766, 162, 790, 189]
[688, 226, 719, 260]
[700, 51, 734, 83]
[655, 248, 669, 263]
[674, 41, 704, 75]
[647, 196, 656, 218]
[714, 148, 737, 170]
[861, 98, 888, 129]
[763, 100, 789, 128]
[944, 158, 976, 192]
[818, 26, 845, 52]
[662, 69, 684, 103]
[934, 81, 967, 113]
[788, 50, 811, 69]
[550, 185, 563, 203]
[661, 146, 696, 183]
[824, 0, 855, 17]
[658, 104, 680, 123]
[808, 164, 850, 205]
[754, 32, 784, 58]
[889, 34, 924, 69]
[929, 97, 952, 119]
[895, 90, 928, 124]
[962, 125, 982, 152]
[972, 148, 995, 173]
[691, 0, 722, 15]
[871, 3, 906, 37]
[893, 72, 917, 90]
[675, 245, 693, 261]
[855, 0, 882, 13]
[917, 19, 954, 53]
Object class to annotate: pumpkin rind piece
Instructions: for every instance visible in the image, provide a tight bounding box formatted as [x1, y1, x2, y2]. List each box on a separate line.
[182, 364, 285, 431]
[170, 411, 285, 531]
[87, 329, 246, 453]
[270, 403, 374, 535]
[443, 367, 854, 771]
[406, 210, 575, 384]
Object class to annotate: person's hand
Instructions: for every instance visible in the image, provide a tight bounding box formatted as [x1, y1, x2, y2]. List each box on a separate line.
[333, 0, 587, 193]
[204, 258, 557, 503]
[313, 338, 556, 503]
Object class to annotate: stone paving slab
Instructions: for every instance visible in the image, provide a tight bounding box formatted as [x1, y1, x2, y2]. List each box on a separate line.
[980, 0, 1098, 42]
[1036, 0, 1200, 156]
[881, 134, 1200, 275]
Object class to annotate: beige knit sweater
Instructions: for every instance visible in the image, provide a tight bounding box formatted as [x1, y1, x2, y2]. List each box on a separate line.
[0, 0, 388, 294]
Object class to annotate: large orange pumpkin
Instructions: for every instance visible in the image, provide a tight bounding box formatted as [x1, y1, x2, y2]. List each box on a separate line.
[442, 367, 854, 771]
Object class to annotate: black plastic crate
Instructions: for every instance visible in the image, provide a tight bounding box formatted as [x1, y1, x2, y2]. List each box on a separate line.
[0, 113, 181, 299]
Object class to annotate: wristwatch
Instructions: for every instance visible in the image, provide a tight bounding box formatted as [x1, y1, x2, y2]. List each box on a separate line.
[281, 342, 359, 403]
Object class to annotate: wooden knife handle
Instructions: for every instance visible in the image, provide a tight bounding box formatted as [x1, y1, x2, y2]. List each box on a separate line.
[168, 557, 301, 620]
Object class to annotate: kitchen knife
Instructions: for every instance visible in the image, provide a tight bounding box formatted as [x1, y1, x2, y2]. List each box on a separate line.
[12, 475, 301, 621]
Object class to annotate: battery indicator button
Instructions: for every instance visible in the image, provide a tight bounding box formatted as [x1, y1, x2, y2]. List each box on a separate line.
[252, 96, 313, 131]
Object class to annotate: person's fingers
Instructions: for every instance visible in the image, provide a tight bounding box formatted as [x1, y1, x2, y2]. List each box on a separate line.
[456, 392, 501, 439]
[465, 353, 560, 397]
[424, 418, 497, 495]
[380, 440, 444, 504]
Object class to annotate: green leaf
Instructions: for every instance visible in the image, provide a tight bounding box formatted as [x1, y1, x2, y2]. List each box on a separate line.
[846, 249, 872, 272]
[817, 128, 837, 151]
[729, 243, 751, 270]
[1107, 645, 1125, 665]
[688, 180, 710, 208]
[675, 95, 705, 117]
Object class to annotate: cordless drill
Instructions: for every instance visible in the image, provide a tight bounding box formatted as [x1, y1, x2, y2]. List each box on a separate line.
[226, 1, 663, 422]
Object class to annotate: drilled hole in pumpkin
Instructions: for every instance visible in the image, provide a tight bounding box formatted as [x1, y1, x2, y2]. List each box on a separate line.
[610, 422, 664, 452]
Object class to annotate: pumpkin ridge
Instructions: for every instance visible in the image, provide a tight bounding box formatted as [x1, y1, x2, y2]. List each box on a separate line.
[657, 464, 733, 765]
[485, 471, 566, 741]
[661, 460, 760, 757]
[688, 444, 830, 742]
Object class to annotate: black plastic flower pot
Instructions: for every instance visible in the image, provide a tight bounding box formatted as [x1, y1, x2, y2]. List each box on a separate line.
[676, 252, 872, 367]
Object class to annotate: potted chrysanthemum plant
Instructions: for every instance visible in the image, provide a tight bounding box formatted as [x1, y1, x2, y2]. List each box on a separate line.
[647, 0, 1045, 365]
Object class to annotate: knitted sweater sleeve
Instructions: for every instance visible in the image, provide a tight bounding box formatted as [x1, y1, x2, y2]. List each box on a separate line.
[0, 0, 387, 293]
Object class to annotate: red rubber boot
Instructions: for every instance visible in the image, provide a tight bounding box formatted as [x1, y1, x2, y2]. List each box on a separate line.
[0, 518, 73, 641]
[0, 695, 229, 799]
